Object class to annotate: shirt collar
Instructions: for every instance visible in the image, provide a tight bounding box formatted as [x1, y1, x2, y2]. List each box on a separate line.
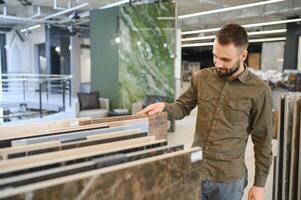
[236, 63, 249, 84]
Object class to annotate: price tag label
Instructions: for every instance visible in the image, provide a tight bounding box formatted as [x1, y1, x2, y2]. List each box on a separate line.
[191, 150, 203, 163]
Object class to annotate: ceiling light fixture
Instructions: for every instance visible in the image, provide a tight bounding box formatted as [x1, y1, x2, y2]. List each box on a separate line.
[20, 24, 41, 33]
[182, 29, 287, 42]
[179, 0, 286, 19]
[182, 37, 286, 47]
[101, 0, 129, 9]
[182, 18, 301, 35]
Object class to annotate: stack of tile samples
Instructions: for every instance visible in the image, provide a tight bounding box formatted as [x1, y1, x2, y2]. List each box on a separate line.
[0, 113, 203, 200]
[273, 93, 301, 200]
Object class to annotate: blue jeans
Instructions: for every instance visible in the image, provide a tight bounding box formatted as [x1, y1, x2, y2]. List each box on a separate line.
[200, 177, 248, 200]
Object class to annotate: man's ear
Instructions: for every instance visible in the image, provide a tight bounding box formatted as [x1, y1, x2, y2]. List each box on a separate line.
[241, 49, 248, 62]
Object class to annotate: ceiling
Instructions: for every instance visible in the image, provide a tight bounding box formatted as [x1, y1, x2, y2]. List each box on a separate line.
[0, 0, 300, 39]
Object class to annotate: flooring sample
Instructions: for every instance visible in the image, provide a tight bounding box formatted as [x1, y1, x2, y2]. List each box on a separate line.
[0, 148, 202, 200]
[79, 112, 168, 140]
[1, 130, 145, 160]
[298, 104, 301, 200]
[0, 118, 91, 139]
[0, 111, 190, 200]
[288, 97, 301, 200]
[273, 93, 301, 200]
[281, 94, 295, 200]
[0, 136, 160, 174]
[274, 95, 285, 199]
[272, 109, 278, 139]
[10, 123, 147, 147]
[0, 145, 184, 189]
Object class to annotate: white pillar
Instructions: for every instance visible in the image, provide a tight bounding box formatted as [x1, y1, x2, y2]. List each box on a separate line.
[70, 36, 81, 97]
[175, 28, 182, 99]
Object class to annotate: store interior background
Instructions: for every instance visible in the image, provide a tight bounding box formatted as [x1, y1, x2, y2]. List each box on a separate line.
[0, 0, 301, 199]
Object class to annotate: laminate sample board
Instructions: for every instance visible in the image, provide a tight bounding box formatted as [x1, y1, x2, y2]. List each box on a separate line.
[0, 130, 144, 160]
[0, 144, 184, 189]
[298, 105, 301, 200]
[0, 117, 91, 138]
[281, 94, 295, 200]
[79, 113, 168, 140]
[274, 95, 285, 199]
[0, 147, 202, 200]
[273, 93, 301, 200]
[0, 136, 160, 174]
[288, 97, 301, 200]
[0, 118, 149, 145]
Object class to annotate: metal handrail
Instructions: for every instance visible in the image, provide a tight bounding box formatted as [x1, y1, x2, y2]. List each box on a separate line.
[1, 74, 72, 78]
[0, 74, 73, 119]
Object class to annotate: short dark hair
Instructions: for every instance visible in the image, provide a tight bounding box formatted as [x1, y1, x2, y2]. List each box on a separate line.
[216, 23, 249, 49]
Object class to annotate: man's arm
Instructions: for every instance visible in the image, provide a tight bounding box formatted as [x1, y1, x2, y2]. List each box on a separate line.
[248, 85, 273, 200]
[138, 73, 200, 119]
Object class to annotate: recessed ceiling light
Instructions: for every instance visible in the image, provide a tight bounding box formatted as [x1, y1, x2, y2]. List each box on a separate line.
[182, 37, 286, 47]
[182, 18, 301, 35]
[179, 0, 286, 19]
[182, 29, 287, 42]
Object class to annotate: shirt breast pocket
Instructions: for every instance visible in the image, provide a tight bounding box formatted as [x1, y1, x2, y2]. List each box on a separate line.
[227, 99, 250, 128]
[197, 93, 217, 115]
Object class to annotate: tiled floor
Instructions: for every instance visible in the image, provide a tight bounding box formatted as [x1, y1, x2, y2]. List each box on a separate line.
[168, 107, 277, 200]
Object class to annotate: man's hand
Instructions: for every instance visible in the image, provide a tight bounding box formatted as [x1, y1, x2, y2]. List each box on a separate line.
[136, 102, 165, 115]
[248, 186, 264, 200]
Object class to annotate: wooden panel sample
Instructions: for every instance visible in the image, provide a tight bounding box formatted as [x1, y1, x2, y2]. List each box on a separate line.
[0, 118, 91, 138]
[274, 93, 301, 200]
[272, 109, 278, 139]
[0, 129, 144, 160]
[0, 148, 202, 200]
[274, 95, 285, 199]
[281, 94, 295, 200]
[288, 97, 301, 200]
[79, 113, 168, 140]
[0, 145, 184, 189]
[298, 103, 301, 200]
[0, 118, 148, 142]
[0, 136, 158, 174]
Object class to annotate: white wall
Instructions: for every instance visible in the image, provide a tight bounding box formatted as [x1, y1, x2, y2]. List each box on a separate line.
[5, 25, 46, 74]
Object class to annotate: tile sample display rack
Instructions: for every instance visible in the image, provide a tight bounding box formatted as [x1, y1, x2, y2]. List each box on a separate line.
[273, 93, 301, 200]
[0, 113, 203, 200]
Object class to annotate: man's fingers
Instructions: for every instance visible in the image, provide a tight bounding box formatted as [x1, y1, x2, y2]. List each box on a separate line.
[248, 190, 253, 200]
[137, 105, 153, 115]
[136, 103, 164, 115]
[148, 108, 160, 115]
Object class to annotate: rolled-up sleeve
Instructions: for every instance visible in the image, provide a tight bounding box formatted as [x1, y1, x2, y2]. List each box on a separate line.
[250, 85, 273, 187]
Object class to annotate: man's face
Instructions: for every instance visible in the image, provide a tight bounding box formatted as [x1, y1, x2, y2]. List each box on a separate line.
[212, 39, 246, 78]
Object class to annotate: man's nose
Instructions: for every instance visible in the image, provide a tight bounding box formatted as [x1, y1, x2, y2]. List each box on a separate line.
[215, 59, 223, 68]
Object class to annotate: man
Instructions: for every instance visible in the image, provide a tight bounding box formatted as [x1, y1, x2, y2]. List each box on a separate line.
[138, 23, 272, 200]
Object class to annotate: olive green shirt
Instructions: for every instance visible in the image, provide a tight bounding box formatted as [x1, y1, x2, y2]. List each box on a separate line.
[164, 67, 273, 187]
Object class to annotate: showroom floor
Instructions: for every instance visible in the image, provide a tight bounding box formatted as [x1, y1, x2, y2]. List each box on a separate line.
[168, 107, 277, 200]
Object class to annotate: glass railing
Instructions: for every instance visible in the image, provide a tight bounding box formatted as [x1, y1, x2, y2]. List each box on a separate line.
[0, 74, 72, 122]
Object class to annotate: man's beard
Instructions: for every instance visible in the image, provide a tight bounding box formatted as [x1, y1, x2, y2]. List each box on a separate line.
[216, 61, 240, 78]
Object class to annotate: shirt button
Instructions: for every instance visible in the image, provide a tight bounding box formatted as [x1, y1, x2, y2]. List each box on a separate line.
[213, 120, 216, 124]
[226, 82, 229, 86]
[217, 108, 220, 111]
[210, 133, 213, 137]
